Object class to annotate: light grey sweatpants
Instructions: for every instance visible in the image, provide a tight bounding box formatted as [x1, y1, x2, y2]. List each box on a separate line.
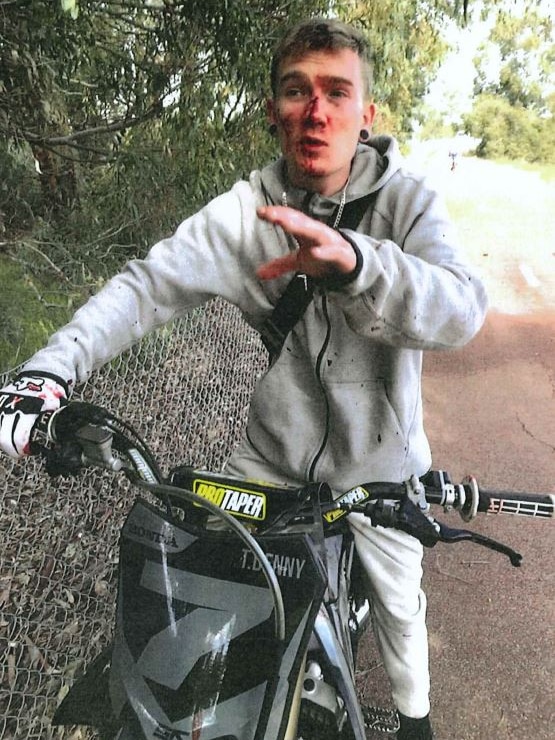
[348, 512, 430, 719]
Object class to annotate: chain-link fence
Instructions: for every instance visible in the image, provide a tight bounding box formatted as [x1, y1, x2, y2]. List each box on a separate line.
[0, 298, 267, 739]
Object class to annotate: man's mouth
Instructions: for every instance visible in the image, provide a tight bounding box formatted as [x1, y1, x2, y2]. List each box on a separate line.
[301, 136, 326, 146]
[299, 136, 327, 153]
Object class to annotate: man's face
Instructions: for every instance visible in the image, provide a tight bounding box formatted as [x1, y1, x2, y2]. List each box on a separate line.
[268, 48, 375, 197]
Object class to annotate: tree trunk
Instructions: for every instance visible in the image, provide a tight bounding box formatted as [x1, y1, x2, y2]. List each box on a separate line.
[31, 145, 78, 211]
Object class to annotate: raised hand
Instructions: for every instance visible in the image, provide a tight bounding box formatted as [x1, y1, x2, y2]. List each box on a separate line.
[256, 205, 357, 280]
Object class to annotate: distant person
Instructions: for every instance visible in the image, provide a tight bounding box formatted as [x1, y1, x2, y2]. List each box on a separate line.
[0, 18, 487, 739]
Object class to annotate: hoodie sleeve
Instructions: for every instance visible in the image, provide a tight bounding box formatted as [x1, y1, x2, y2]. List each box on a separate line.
[21, 183, 265, 386]
[329, 172, 488, 350]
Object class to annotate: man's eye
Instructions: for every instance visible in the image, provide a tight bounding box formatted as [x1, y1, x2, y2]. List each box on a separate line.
[330, 89, 348, 98]
[284, 88, 305, 98]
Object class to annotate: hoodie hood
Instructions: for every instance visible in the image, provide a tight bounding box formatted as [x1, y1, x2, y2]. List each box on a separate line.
[258, 134, 403, 219]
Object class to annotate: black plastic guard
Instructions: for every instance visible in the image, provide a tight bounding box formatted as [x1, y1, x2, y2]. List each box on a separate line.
[52, 646, 118, 732]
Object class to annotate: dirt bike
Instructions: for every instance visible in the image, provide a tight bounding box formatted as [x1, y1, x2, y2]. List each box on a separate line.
[31, 401, 553, 740]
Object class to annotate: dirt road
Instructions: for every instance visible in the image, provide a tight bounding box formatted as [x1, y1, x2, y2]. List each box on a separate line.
[363, 153, 555, 739]
[422, 311, 554, 740]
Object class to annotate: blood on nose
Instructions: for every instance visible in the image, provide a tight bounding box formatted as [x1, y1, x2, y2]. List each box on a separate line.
[305, 96, 324, 122]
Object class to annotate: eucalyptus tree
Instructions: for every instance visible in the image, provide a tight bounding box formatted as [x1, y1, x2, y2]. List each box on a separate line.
[1, 0, 328, 215]
[1, 0, 473, 228]
[466, 0, 554, 163]
[338, 0, 458, 134]
[473, 1, 554, 113]
[0, 0, 474, 365]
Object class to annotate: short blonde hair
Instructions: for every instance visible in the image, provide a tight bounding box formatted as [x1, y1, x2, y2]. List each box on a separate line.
[270, 18, 374, 100]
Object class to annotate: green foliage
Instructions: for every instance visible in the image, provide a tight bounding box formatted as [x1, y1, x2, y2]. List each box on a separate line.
[62, 110, 280, 261]
[462, 2, 554, 166]
[0, 0, 463, 253]
[473, 2, 554, 113]
[339, 0, 452, 135]
[463, 94, 555, 164]
[0, 0, 472, 364]
[1, 1, 325, 213]
[1, 0, 322, 256]
[0, 255, 79, 372]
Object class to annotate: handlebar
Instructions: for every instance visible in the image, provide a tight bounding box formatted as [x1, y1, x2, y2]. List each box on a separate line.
[347, 471, 555, 522]
[34, 402, 553, 567]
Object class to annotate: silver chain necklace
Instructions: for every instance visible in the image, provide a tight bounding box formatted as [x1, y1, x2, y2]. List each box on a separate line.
[281, 177, 350, 229]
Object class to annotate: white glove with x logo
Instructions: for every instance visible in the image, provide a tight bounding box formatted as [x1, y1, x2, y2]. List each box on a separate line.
[0, 374, 68, 458]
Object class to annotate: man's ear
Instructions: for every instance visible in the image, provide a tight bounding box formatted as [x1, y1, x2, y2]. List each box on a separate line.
[362, 102, 377, 131]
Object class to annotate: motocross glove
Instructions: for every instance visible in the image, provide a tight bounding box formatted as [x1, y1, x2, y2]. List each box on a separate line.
[0, 373, 69, 458]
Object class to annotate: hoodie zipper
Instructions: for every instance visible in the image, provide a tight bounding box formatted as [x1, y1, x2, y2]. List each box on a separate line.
[308, 293, 332, 481]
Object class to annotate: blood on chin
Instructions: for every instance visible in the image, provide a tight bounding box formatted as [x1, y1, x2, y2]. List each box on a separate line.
[292, 156, 328, 182]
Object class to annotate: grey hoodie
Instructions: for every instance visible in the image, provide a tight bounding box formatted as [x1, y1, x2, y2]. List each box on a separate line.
[23, 136, 487, 490]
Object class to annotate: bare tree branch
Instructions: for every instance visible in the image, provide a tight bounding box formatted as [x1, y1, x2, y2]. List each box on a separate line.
[15, 241, 70, 282]
[3, 103, 163, 147]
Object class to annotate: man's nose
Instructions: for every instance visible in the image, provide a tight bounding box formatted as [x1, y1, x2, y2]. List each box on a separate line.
[304, 96, 326, 124]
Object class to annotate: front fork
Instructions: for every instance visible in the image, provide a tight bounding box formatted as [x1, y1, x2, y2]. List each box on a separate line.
[283, 653, 307, 740]
[312, 607, 367, 739]
[283, 608, 367, 740]
[285, 535, 367, 740]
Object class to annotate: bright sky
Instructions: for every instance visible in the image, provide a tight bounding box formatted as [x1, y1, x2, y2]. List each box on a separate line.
[425, 13, 491, 120]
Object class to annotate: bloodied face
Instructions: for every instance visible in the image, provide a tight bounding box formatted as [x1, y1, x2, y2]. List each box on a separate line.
[268, 48, 375, 197]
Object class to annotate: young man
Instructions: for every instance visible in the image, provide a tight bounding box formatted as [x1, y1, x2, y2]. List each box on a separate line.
[0, 18, 487, 739]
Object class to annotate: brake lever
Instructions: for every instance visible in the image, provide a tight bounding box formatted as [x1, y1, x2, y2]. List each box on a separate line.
[435, 521, 523, 567]
[351, 496, 523, 567]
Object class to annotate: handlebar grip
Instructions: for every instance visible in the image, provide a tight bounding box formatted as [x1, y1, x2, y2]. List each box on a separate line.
[35, 405, 81, 445]
[41, 408, 64, 444]
[477, 489, 554, 518]
[48, 402, 109, 442]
